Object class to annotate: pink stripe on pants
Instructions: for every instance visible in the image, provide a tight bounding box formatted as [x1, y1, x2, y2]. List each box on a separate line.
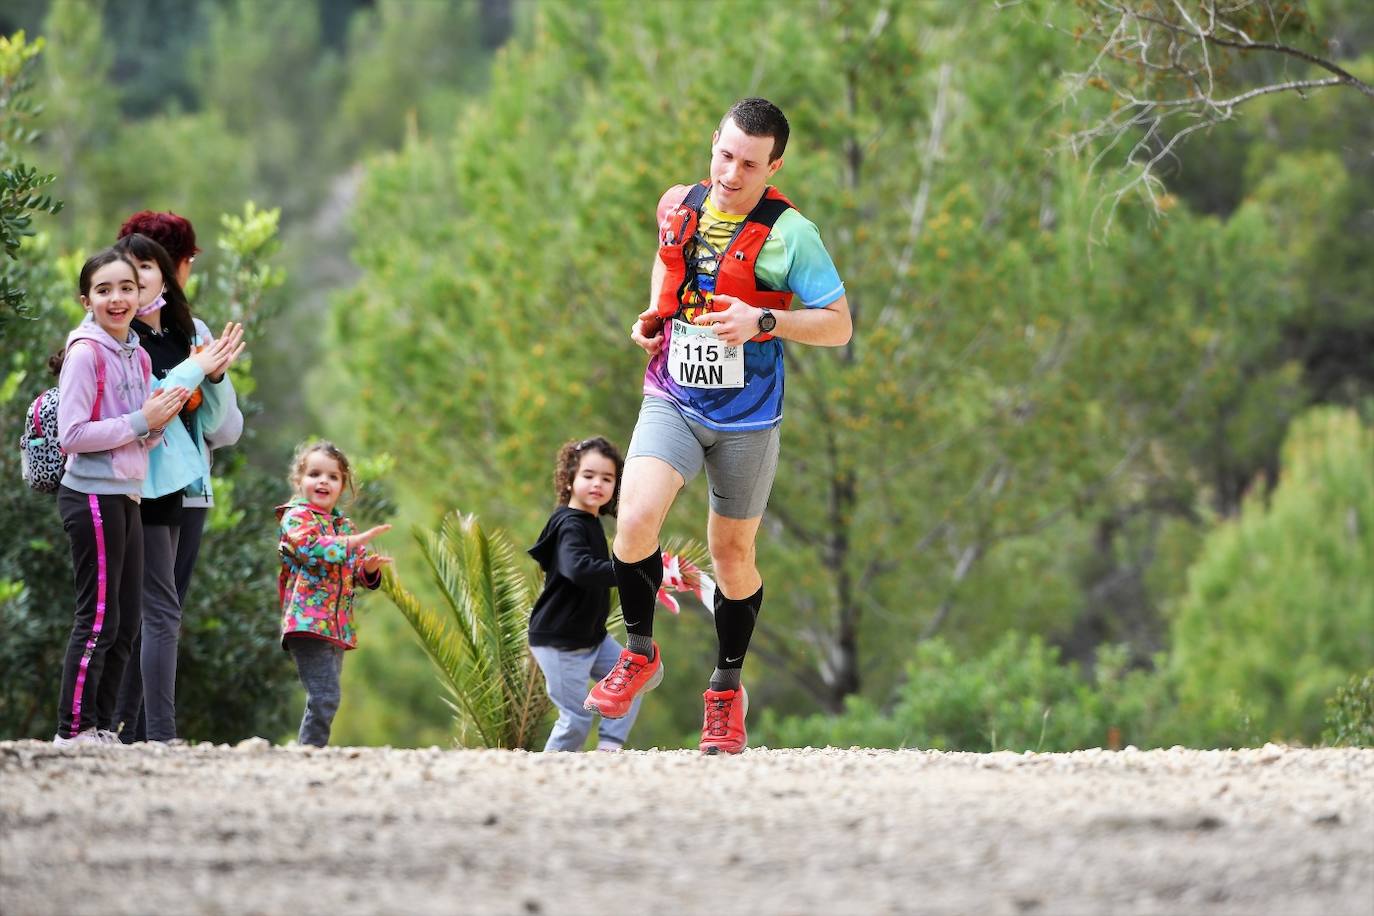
[68, 494, 108, 736]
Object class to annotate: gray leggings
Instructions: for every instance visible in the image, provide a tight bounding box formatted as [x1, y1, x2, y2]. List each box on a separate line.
[113, 508, 208, 742]
[140, 523, 182, 741]
[288, 636, 345, 747]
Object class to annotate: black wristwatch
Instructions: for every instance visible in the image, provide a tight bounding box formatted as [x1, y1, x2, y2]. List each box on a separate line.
[757, 308, 777, 334]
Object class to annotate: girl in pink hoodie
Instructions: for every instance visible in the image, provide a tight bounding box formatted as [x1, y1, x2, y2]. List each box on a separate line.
[52, 249, 189, 747]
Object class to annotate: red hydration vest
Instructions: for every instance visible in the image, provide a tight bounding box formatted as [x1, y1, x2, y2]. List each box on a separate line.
[655, 180, 795, 343]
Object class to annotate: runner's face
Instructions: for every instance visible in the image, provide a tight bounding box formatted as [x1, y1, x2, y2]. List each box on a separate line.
[299, 452, 344, 513]
[709, 117, 783, 215]
[568, 450, 617, 516]
[82, 261, 140, 339]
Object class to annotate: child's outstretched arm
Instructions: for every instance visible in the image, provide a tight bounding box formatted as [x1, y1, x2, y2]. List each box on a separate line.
[281, 510, 390, 567]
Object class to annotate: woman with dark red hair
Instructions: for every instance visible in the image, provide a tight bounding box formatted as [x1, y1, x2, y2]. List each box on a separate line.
[112, 211, 245, 743]
[119, 210, 200, 285]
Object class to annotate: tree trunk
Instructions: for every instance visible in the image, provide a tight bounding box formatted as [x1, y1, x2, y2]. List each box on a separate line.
[820, 469, 860, 712]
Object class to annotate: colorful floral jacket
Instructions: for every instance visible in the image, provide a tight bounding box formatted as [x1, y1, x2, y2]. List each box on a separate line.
[277, 497, 381, 650]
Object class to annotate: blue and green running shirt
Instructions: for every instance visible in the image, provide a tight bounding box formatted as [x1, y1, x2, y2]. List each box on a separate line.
[644, 186, 845, 431]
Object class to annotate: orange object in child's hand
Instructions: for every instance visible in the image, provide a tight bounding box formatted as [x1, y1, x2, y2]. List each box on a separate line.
[638, 315, 664, 338]
[184, 339, 208, 412]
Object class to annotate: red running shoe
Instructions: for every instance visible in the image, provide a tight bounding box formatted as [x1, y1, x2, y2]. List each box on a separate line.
[584, 643, 663, 719]
[699, 685, 749, 755]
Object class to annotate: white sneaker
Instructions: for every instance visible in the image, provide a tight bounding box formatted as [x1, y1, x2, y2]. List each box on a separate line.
[96, 729, 123, 745]
[53, 727, 102, 747]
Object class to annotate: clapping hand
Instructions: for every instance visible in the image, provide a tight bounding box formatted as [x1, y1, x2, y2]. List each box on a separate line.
[141, 386, 192, 429]
[193, 322, 247, 382]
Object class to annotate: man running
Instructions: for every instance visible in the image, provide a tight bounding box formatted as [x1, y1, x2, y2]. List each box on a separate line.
[583, 97, 852, 754]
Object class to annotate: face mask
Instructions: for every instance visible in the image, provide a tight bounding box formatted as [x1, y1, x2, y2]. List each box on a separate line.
[136, 292, 166, 318]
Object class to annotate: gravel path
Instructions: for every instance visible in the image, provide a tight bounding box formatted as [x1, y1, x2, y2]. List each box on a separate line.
[2, 740, 1371, 915]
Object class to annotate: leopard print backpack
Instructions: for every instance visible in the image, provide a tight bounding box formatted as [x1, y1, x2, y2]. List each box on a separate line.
[18, 340, 105, 494]
[19, 387, 65, 493]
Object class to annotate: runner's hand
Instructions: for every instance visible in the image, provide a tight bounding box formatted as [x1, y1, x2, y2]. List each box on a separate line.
[693, 295, 759, 347]
[631, 306, 665, 356]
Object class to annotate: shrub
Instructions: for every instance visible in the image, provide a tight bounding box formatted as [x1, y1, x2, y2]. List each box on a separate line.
[382, 511, 552, 749]
[1168, 408, 1374, 745]
[1323, 669, 1374, 748]
[756, 633, 1173, 752]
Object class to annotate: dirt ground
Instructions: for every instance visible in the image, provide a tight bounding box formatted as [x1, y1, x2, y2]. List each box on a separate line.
[1, 740, 1371, 916]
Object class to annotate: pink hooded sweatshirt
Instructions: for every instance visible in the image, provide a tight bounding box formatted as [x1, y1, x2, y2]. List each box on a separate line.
[57, 319, 161, 497]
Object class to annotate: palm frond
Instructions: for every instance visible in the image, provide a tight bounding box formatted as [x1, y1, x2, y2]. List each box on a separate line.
[381, 510, 552, 748]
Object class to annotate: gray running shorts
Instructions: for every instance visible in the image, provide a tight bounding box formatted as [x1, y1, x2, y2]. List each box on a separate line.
[626, 396, 780, 520]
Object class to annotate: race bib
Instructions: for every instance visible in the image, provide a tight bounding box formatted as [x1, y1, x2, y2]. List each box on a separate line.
[668, 319, 743, 389]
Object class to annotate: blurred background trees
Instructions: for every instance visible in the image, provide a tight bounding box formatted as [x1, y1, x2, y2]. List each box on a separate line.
[0, 0, 1369, 749]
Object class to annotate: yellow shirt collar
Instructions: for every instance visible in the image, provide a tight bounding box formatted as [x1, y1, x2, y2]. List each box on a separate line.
[703, 194, 748, 223]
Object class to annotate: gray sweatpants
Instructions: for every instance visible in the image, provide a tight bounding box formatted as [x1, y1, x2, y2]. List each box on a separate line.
[530, 635, 641, 751]
[288, 636, 345, 747]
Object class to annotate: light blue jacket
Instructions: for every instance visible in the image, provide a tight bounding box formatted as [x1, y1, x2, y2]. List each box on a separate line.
[142, 318, 242, 501]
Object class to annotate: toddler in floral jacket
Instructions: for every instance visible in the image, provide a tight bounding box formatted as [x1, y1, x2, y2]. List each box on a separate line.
[277, 441, 390, 746]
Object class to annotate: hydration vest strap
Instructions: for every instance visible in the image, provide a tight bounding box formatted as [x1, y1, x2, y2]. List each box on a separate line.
[745, 194, 790, 230]
[683, 181, 710, 213]
[656, 182, 713, 321]
[725, 192, 795, 342]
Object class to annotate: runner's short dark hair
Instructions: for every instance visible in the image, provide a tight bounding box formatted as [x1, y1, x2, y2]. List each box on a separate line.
[721, 98, 789, 162]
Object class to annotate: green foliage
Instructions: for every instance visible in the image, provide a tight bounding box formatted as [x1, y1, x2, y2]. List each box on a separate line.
[1169, 408, 1374, 745]
[211, 201, 286, 330]
[381, 511, 552, 749]
[36, 0, 115, 242]
[94, 111, 256, 239]
[755, 633, 1174, 752]
[0, 31, 61, 318]
[0, 29, 70, 737]
[0, 528, 78, 738]
[329, 0, 486, 162]
[1323, 669, 1374, 748]
[191, 0, 341, 218]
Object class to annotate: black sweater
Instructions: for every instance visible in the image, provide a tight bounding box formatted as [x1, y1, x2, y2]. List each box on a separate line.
[527, 507, 619, 649]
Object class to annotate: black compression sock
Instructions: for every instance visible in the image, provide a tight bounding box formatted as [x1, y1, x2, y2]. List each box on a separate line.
[614, 548, 662, 643]
[714, 585, 762, 671]
[710, 667, 742, 691]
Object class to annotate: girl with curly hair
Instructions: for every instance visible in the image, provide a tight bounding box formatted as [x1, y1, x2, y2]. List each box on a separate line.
[526, 436, 641, 751]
